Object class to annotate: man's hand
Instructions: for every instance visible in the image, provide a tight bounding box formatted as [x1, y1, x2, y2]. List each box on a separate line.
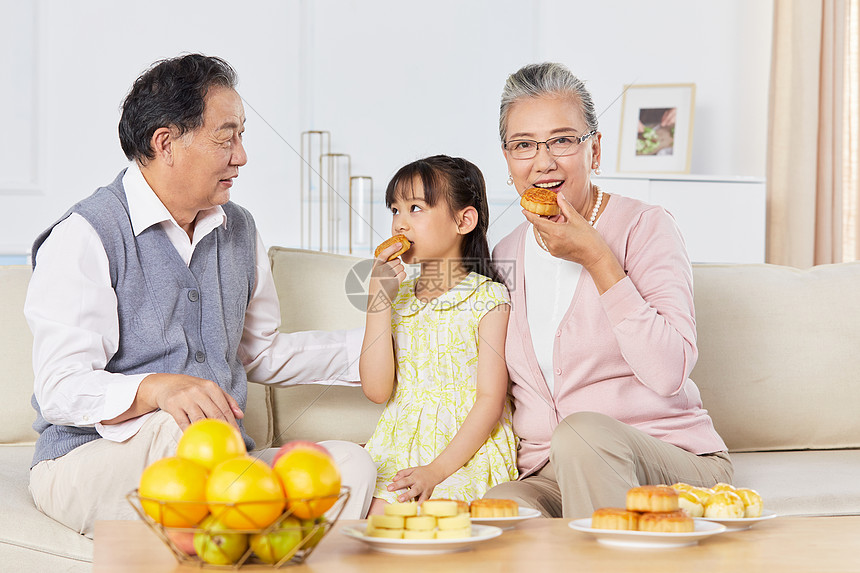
[134, 373, 244, 430]
[388, 464, 445, 503]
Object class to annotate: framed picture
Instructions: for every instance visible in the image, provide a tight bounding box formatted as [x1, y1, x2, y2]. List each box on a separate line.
[617, 83, 696, 173]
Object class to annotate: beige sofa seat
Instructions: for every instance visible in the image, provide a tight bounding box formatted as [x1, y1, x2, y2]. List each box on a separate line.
[730, 449, 860, 516]
[266, 252, 860, 517]
[3, 251, 859, 571]
[691, 262, 860, 516]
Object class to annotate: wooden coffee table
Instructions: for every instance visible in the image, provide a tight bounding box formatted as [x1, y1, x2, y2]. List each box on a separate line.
[94, 516, 860, 572]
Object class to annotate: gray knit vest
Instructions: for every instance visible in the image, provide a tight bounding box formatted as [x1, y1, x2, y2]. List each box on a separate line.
[30, 169, 257, 466]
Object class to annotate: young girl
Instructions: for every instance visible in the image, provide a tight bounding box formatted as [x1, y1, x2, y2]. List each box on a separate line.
[360, 155, 518, 515]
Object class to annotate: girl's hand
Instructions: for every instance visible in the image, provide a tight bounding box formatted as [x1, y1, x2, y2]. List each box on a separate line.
[368, 244, 407, 311]
[359, 243, 403, 403]
[388, 464, 445, 503]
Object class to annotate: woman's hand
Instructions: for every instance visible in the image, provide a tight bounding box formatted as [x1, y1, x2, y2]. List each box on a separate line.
[524, 193, 600, 264]
[525, 193, 626, 294]
[388, 464, 445, 503]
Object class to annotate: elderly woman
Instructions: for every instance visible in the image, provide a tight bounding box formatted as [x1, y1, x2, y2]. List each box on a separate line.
[485, 62, 732, 518]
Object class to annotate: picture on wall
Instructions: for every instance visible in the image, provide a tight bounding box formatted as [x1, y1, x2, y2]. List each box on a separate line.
[617, 83, 695, 173]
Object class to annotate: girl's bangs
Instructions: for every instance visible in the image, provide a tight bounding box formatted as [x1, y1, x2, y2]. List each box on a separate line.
[385, 161, 445, 208]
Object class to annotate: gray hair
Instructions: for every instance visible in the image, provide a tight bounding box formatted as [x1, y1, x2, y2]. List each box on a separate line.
[499, 62, 598, 143]
[119, 54, 238, 163]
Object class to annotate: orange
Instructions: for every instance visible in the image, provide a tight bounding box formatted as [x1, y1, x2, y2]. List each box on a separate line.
[273, 447, 341, 519]
[138, 456, 209, 527]
[176, 419, 246, 471]
[206, 455, 285, 529]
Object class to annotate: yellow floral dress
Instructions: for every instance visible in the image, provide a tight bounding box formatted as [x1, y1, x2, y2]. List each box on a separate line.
[364, 272, 519, 502]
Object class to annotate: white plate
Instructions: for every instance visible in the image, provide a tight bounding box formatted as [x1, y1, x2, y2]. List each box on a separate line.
[469, 506, 542, 529]
[341, 523, 503, 555]
[698, 509, 778, 531]
[569, 518, 726, 549]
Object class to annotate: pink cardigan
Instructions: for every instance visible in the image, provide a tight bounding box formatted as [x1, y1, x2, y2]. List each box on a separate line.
[493, 194, 727, 477]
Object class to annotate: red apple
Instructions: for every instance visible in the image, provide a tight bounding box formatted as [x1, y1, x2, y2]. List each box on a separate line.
[249, 516, 303, 564]
[193, 515, 249, 565]
[271, 440, 332, 467]
[166, 529, 196, 556]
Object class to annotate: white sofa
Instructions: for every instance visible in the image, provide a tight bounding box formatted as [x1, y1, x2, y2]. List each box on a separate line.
[2, 247, 859, 571]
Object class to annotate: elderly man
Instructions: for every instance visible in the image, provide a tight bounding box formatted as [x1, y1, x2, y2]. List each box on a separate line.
[24, 54, 374, 537]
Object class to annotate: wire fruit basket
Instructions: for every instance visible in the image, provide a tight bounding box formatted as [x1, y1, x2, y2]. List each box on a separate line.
[127, 487, 350, 569]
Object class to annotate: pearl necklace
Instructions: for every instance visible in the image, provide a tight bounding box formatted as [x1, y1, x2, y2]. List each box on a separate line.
[589, 185, 604, 226]
[535, 186, 604, 252]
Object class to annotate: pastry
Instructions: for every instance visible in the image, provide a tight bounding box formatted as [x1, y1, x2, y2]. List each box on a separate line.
[519, 187, 560, 217]
[676, 490, 705, 518]
[421, 500, 460, 517]
[590, 507, 639, 531]
[670, 483, 713, 506]
[374, 234, 411, 260]
[368, 503, 474, 539]
[404, 515, 437, 531]
[367, 513, 410, 539]
[366, 514, 407, 538]
[384, 501, 418, 517]
[403, 529, 435, 539]
[469, 498, 519, 518]
[670, 482, 696, 494]
[433, 498, 469, 514]
[435, 526, 472, 539]
[735, 488, 763, 518]
[703, 491, 745, 519]
[638, 510, 695, 533]
[366, 525, 403, 539]
[711, 482, 737, 494]
[437, 513, 471, 530]
[626, 485, 680, 513]
[687, 486, 715, 506]
[368, 514, 405, 529]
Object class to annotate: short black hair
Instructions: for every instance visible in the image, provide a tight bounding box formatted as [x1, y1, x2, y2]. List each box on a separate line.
[118, 53, 238, 162]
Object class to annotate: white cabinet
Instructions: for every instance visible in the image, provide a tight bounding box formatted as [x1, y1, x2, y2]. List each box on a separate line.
[597, 174, 766, 264]
[487, 174, 766, 264]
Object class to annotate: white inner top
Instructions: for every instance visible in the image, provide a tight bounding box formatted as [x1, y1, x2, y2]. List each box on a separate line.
[523, 224, 583, 394]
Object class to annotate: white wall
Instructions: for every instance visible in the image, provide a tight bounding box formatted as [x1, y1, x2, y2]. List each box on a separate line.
[0, 0, 772, 257]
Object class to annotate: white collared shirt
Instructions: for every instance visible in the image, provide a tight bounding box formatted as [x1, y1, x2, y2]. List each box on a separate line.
[24, 164, 362, 442]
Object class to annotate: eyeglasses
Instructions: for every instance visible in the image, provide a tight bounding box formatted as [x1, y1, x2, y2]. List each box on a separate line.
[504, 130, 597, 160]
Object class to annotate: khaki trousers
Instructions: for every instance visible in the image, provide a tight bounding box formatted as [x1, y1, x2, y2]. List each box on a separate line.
[484, 411, 733, 518]
[29, 410, 376, 538]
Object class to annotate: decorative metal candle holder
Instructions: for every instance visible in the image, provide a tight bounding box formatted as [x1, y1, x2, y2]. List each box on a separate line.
[299, 131, 331, 251]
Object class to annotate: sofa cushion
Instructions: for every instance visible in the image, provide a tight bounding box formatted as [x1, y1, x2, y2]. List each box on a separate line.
[270, 385, 380, 446]
[245, 380, 273, 449]
[268, 246, 369, 332]
[731, 449, 860, 516]
[267, 247, 383, 444]
[0, 445, 93, 564]
[0, 266, 38, 445]
[691, 262, 860, 452]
